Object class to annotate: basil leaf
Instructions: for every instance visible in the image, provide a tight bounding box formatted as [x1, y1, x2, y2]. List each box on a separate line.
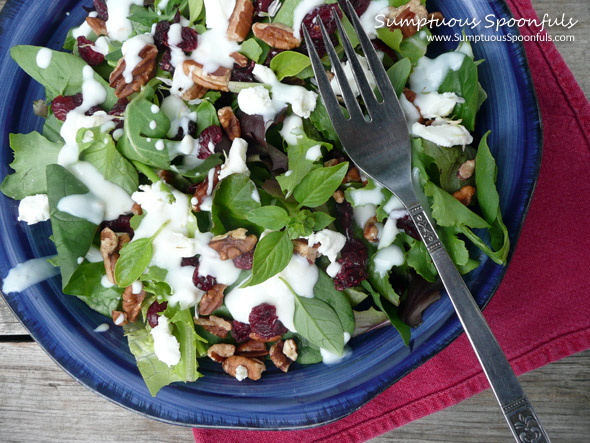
[424, 181, 489, 229]
[314, 271, 355, 335]
[211, 174, 261, 235]
[1, 132, 61, 200]
[64, 262, 123, 317]
[195, 100, 220, 133]
[115, 238, 154, 288]
[78, 128, 139, 195]
[46, 165, 98, 289]
[294, 162, 348, 208]
[270, 51, 312, 80]
[276, 144, 315, 197]
[292, 291, 345, 356]
[246, 206, 290, 230]
[10, 45, 117, 106]
[244, 231, 292, 287]
[310, 211, 335, 231]
[387, 57, 411, 97]
[240, 38, 264, 63]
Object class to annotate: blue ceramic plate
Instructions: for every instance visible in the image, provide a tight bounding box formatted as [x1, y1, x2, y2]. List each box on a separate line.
[0, 0, 541, 430]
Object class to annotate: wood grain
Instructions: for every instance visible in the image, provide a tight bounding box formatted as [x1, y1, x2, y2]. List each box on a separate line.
[0, 0, 589, 442]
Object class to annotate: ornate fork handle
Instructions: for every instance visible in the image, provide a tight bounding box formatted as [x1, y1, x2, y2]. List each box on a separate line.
[407, 204, 550, 443]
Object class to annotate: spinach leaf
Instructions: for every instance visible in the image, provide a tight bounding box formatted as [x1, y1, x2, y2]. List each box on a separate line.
[11, 45, 117, 106]
[64, 262, 123, 317]
[294, 162, 348, 208]
[424, 181, 489, 229]
[387, 57, 412, 97]
[314, 270, 355, 336]
[270, 51, 312, 80]
[46, 165, 98, 289]
[195, 100, 220, 133]
[244, 231, 292, 287]
[273, 0, 301, 27]
[240, 38, 264, 63]
[246, 206, 290, 230]
[211, 174, 261, 235]
[438, 55, 479, 131]
[1, 132, 62, 200]
[77, 128, 139, 195]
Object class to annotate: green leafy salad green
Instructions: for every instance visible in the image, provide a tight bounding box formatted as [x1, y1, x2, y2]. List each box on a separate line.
[1, 0, 509, 395]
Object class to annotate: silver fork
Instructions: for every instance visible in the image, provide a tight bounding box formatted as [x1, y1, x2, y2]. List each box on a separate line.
[304, 2, 550, 442]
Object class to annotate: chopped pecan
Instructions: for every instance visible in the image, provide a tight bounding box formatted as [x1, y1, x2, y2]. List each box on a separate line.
[363, 216, 380, 243]
[112, 310, 128, 327]
[194, 315, 232, 338]
[218, 106, 241, 141]
[283, 338, 298, 361]
[230, 52, 249, 67]
[122, 285, 145, 323]
[100, 228, 131, 284]
[109, 45, 158, 99]
[269, 340, 297, 372]
[333, 189, 345, 204]
[183, 60, 231, 91]
[236, 340, 269, 358]
[252, 23, 301, 50]
[293, 238, 319, 264]
[209, 228, 258, 260]
[249, 332, 282, 342]
[386, 0, 428, 38]
[222, 356, 266, 381]
[207, 343, 236, 362]
[198, 284, 227, 316]
[457, 159, 476, 180]
[344, 166, 362, 184]
[227, 0, 254, 42]
[452, 185, 476, 206]
[86, 16, 107, 36]
[182, 83, 209, 101]
[131, 203, 143, 215]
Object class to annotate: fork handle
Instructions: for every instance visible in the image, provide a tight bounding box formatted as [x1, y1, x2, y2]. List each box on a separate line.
[407, 204, 551, 443]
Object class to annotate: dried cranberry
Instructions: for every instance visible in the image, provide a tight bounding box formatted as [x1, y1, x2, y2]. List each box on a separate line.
[172, 9, 182, 23]
[303, 4, 342, 40]
[107, 98, 128, 129]
[52, 94, 83, 121]
[334, 239, 368, 290]
[93, 0, 108, 21]
[193, 269, 217, 292]
[178, 27, 198, 52]
[335, 201, 354, 238]
[263, 48, 284, 67]
[396, 215, 421, 240]
[173, 121, 198, 140]
[180, 255, 199, 267]
[249, 303, 288, 339]
[147, 301, 168, 328]
[153, 21, 171, 50]
[99, 214, 134, 237]
[85, 105, 104, 116]
[233, 250, 254, 270]
[372, 39, 398, 63]
[77, 36, 105, 66]
[231, 60, 256, 82]
[198, 126, 223, 159]
[231, 320, 252, 343]
[159, 49, 174, 72]
[254, 0, 274, 15]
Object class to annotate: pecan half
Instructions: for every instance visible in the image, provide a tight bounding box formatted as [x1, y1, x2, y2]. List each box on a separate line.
[269, 340, 297, 372]
[236, 340, 268, 358]
[100, 228, 131, 284]
[252, 23, 301, 50]
[182, 83, 209, 101]
[249, 332, 283, 342]
[122, 286, 146, 323]
[112, 310, 128, 327]
[207, 343, 236, 362]
[457, 159, 476, 180]
[194, 315, 232, 338]
[209, 228, 257, 260]
[183, 60, 231, 91]
[293, 238, 319, 264]
[109, 45, 158, 99]
[198, 284, 227, 316]
[333, 189, 345, 204]
[222, 356, 266, 381]
[227, 0, 254, 42]
[343, 165, 362, 184]
[452, 185, 476, 206]
[386, 0, 428, 38]
[363, 216, 380, 243]
[218, 106, 241, 140]
[86, 16, 107, 36]
[230, 52, 249, 67]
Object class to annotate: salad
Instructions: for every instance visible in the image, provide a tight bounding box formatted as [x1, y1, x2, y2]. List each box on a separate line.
[1, 0, 510, 395]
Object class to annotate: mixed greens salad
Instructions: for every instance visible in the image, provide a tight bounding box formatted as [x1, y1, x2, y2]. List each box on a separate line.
[1, 0, 509, 395]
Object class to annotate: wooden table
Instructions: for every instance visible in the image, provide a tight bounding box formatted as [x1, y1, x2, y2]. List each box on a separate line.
[1, 0, 589, 441]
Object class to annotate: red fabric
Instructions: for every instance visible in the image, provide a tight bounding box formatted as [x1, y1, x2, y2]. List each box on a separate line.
[194, 0, 590, 441]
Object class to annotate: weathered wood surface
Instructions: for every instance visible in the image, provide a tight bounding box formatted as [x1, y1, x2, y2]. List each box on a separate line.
[1, 0, 589, 441]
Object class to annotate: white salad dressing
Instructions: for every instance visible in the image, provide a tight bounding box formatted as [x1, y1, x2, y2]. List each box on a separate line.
[122, 34, 154, 83]
[330, 55, 376, 98]
[191, 0, 240, 73]
[105, 0, 145, 42]
[292, 0, 324, 38]
[412, 118, 473, 147]
[307, 229, 346, 266]
[225, 254, 319, 332]
[150, 315, 181, 367]
[36, 48, 53, 69]
[218, 138, 250, 180]
[94, 323, 110, 333]
[320, 332, 352, 364]
[160, 95, 197, 139]
[373, 244, 404, 277]
[2, 257, 59, 294]
[72, 11, 98, 38]
[348, 183, 385, 207]
[85, 245, 103, 263]
[101, 275, 115, 288]
[409, 52, 466, 93]
[353, 204, 377, 229]
[17, 194, 50, 225]
[399, 94, 421, 133]
[92, 37, 111, 56]
[305, 145, 322, 161]
[359, 0, 389, 39]
[279, 115, 304, 146]
[413, 92, 465, 119]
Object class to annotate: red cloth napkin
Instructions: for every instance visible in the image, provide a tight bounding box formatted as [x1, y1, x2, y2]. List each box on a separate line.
[194, 0, 590, 441]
